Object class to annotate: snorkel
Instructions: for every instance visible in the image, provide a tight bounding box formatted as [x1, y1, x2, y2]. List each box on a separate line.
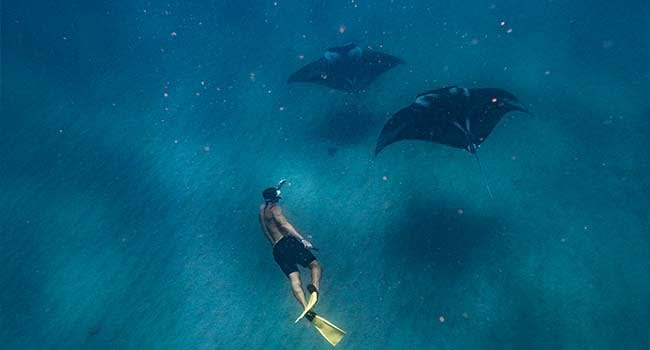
[263, 179, 288, 204]
[275, 178, 287, 198]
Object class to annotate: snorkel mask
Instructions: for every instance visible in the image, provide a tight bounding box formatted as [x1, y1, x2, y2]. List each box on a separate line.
[262, 179, 287, 203]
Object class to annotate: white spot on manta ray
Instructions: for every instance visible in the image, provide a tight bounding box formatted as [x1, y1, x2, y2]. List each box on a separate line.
[415, 93, 439, 107]
[324, 51, 341, 61]
[449, 87, 470, 97]
[325, 45, 362, 62]
[347, 46, 362, 60]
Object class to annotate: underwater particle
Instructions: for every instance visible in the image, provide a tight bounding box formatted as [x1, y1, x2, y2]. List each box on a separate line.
[506, 28, 513, 34]
[163, 92, 169, 97]
[195, 92, 200, 96]
[511, 155, 517, 160]
[279, 106, 285, 111]
[249, 72, 256, 82]
[500, 20, 506, 26]
[174, 139, 179, 144]
[203, 145, 210, 152]
[560, 237, 566, 242]
[491, 97, 498, 103]
[457, 209, 464, 215]
[200, 80, 205, 86]
[58, 129, 64, 133]
[339, 24, 346, 33]
[298, 54, 305, 60]
[170, 31, 177, 37]
[439, 315, 445, 323]
[462, 312, 468, 319]
[544, 70, 551, 76]
[382, 175, 388, 181]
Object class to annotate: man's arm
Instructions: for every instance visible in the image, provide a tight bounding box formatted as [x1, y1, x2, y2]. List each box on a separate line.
[272, 206, 313, 248]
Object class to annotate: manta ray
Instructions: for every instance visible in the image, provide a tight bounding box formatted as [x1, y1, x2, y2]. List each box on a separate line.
[288, 43, 403, 92]
[375, 86, 530, 196]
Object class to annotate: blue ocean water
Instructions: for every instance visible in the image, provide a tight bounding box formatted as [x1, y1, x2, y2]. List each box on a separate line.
[2, 0, 649, 349]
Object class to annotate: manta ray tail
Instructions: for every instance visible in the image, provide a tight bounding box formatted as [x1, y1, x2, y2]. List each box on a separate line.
[473, 153, 494, 199]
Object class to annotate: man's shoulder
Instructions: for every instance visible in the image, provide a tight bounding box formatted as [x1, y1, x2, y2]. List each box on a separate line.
[259, 203, 283, 211]
[269, 204, 283, 213]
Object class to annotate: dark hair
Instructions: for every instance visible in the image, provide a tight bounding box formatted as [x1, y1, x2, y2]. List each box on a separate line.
[262, 187, 279, 202]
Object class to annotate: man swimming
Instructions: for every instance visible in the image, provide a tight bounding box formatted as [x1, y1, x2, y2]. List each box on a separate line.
[259, 180, 321, 310]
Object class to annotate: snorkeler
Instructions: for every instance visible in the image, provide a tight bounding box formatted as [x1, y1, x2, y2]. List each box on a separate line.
[259, 180, 346, 345]
[259, 179, 321, 314]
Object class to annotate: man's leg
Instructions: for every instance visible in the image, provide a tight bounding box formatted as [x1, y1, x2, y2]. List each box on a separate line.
[287, 271, 307, 308]
[308, 260, 321, 291]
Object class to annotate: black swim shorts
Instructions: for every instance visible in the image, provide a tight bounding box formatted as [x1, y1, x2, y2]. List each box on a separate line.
[273, 236, 316, 276]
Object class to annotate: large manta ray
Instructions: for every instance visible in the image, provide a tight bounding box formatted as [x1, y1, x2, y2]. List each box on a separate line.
[288, 43, 403, 92]
[375, 86, 529, 196]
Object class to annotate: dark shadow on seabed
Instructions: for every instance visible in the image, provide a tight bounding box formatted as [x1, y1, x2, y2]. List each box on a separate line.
[0, 114, 194, 347]
[364, 192, 514, 347]
[381, 194, 507, 277]
[310, 101, 378, 147]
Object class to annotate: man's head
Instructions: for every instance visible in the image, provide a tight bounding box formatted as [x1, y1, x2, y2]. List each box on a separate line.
[262, 187, 281, 203]
[263, 179, 288, 203]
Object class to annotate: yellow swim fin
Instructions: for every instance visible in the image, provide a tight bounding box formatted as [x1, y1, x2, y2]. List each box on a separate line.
[305, 311, 345, 346]
[294, 285, 319, 323]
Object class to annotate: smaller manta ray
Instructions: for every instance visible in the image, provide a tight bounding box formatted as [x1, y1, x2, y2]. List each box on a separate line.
[375, 86, 530, 197]
[288, 43, 403, 92]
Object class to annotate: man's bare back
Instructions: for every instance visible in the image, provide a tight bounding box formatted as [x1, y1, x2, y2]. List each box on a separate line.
[259, 203, 286, 245]
[260, 202, 315, 249]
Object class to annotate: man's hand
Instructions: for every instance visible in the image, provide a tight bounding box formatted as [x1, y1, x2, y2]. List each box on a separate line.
[301, 239, 314, 249]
